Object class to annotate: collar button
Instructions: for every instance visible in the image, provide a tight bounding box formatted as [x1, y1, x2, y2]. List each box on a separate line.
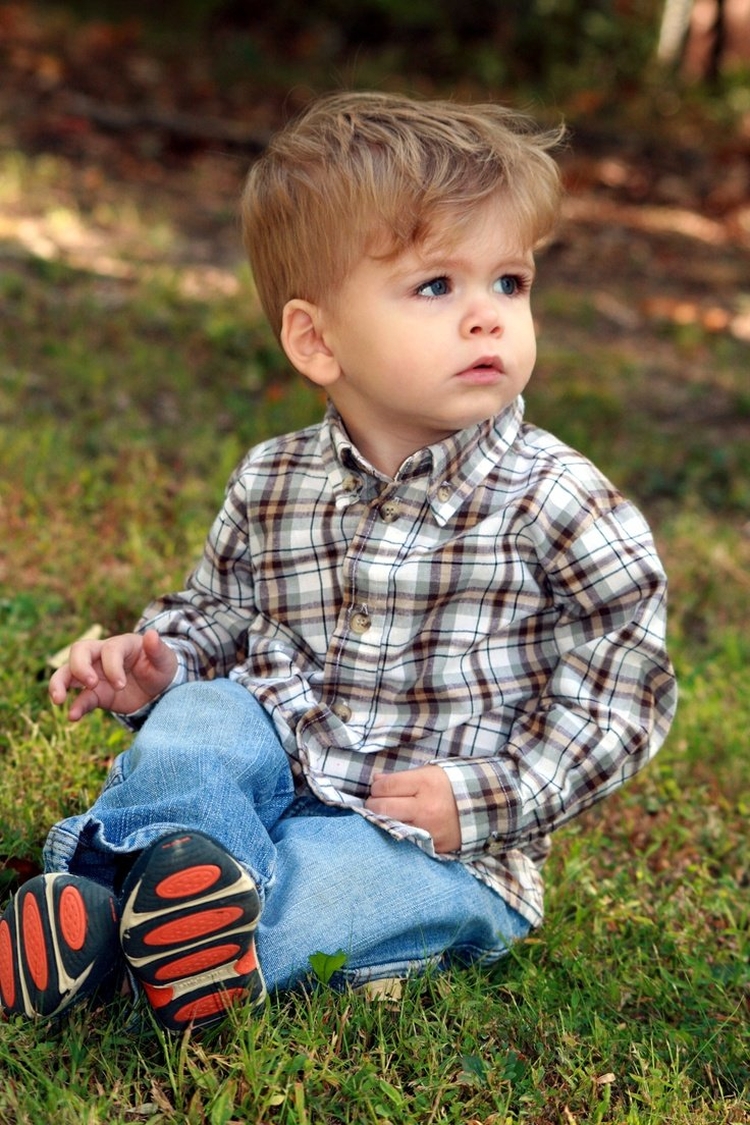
[379, 500, 401, 523]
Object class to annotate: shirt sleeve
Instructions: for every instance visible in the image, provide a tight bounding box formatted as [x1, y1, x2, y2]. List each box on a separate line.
[111, 473, 253, 729]
[124, 465, 324, 741]
[126, 467, 258, 683]
[438, 496, 677, 862]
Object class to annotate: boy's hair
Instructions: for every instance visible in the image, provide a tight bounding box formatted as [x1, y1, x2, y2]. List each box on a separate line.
[241, 90, 564, 336]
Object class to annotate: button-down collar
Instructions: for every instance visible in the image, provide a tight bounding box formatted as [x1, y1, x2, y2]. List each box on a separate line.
[324, 399, 525, 525]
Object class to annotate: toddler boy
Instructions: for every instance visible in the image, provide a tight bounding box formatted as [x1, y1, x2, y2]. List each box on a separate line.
[0, 92, 677, 1031]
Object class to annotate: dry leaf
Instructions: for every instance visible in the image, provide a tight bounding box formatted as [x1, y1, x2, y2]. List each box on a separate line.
[46, 624, 104, 669]
[361, 977, 404, 1002]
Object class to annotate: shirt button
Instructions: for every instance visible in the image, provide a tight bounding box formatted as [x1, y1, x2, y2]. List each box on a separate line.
[437, 483, 452, 502]
[331, 701, 352, 722]
[342, 474, 361, 493]
[379, 500, 401, 523]
[350, 608, 372, 634]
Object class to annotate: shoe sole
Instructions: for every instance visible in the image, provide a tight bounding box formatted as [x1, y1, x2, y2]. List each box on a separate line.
[120, 831, 266, 1032]
[0, 874, 120, 1019]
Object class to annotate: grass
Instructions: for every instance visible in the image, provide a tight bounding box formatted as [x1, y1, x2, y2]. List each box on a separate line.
[1, 146, 749, 1124]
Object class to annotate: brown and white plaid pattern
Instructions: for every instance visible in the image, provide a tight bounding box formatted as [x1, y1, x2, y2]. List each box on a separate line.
[137, 398, 676, 926]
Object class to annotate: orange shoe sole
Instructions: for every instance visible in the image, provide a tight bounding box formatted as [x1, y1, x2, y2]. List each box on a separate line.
[0, 874, 120, 1019]
[119, 831, 265, 1032]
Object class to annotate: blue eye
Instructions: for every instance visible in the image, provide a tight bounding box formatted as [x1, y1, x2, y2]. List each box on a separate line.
[417, 277, 450, 298]
[494, 275, 519, 296]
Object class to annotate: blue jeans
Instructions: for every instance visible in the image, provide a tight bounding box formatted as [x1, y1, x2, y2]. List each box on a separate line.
[44, 680, 530, 991]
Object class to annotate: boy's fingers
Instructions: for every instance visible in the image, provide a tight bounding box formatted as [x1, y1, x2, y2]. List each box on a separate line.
[100, 643, 128, 691]
[369, 772, 417, 798]
[142, 630, 175, 668]
[66, 687, 103, 722]
[65, 642, 101, 689]
[365, 794, 416, 823]
[142, 629, 160, 656]
[370, 765, 448, 798]
[48, 667, 71, 704]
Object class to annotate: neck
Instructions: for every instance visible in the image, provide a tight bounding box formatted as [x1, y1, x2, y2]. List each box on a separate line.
[342, 422, 450, 480]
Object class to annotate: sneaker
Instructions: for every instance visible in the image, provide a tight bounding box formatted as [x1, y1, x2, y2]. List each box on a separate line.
[119, 830, 266, 1032]
[0, 873, 121, 1019]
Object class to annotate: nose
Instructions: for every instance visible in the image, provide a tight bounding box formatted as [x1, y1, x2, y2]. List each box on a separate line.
[460, 295, 502, 337]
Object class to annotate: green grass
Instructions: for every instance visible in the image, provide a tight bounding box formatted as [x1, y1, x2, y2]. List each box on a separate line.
[1, 150, 749, 1124]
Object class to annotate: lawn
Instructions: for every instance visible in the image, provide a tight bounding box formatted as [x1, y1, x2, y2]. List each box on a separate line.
[1, 34, 749, 1125]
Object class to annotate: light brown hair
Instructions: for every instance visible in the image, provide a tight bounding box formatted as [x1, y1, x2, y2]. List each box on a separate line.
[242, 90, 564, 336]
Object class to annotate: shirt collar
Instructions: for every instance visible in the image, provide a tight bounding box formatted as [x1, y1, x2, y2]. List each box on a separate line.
[322, 399, 525, 524]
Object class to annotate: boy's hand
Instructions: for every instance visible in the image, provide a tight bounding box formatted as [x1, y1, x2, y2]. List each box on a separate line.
[49, 629, 178, 721]
[366, 765, 461, 854]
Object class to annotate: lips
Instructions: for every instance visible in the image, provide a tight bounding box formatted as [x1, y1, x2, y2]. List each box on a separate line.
[473, 356, 504, 372]
[456, 356, 505, 381]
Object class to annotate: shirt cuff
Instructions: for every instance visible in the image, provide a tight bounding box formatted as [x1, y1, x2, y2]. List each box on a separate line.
[437, 758, 521, 860]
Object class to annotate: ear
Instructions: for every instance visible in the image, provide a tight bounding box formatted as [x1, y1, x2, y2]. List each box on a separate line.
[280, 299, 341, 387]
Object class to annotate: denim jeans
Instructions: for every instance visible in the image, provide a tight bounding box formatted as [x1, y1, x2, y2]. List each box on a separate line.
[44, 679, 530, 991]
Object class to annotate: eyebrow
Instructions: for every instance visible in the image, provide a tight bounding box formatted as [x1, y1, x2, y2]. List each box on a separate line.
[387, 249, 536, 282]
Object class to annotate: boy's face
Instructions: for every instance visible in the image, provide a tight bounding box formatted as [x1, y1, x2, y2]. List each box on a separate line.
[289, 197, 537, 477]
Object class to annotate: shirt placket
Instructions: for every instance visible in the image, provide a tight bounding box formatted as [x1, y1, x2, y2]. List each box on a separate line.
[298, 480, 425, 763]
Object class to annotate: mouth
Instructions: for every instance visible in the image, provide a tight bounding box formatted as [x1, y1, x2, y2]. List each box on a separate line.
[455, 356, 505, 382]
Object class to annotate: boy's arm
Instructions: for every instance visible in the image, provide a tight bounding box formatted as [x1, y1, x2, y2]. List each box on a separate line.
[391, 501, 676, 861]
[126, 467, 325, 725]
[128, 471, 262, 688]
[50, 469, 263, 728]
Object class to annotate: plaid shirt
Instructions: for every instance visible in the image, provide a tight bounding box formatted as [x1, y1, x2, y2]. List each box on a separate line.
[137, 397, 676, 926]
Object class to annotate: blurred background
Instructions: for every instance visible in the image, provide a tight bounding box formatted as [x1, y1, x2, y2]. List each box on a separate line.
[2, 0, 749, 296]
[2, 0, 749, 614]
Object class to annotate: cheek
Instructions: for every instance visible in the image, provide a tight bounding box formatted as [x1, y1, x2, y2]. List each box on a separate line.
[511, 314, 535, 353]
[376, 329, 424, 369]
[520, 317, 537, 364]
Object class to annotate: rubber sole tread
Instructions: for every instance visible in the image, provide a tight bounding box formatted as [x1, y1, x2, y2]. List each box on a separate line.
[120, 830, 265, 1032]
[0, 874, 120, 1019]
